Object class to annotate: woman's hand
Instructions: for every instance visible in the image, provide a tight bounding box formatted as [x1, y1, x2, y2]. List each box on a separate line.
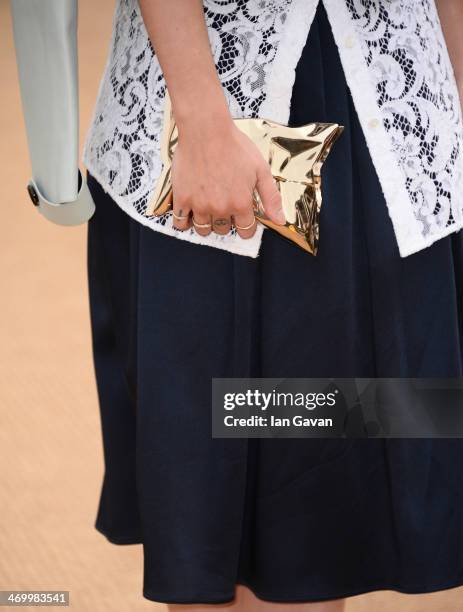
[138, 0, 285, 240]
[171, 117, 285, 239]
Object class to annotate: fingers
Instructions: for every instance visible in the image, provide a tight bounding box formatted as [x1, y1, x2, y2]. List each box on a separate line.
[191, 201, 233, 237]
[212, 215, 232, 235]
[172, 201, 192, 231]
[174, 195, 258, 240]
[188, 199, 257, 240]
[233, 211, 257, 239]
[255, 162, 286, 225]
[192, 211, 213, 236]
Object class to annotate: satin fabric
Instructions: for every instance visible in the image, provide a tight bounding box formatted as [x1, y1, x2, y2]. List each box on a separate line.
[86, 4, 463, 604]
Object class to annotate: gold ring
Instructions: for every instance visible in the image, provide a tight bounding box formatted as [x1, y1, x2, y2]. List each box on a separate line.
[192, 217, 212, 229]
[252, 190, 264, 215]
[235, 217, 257, 231]
[172, 210, 189, 221]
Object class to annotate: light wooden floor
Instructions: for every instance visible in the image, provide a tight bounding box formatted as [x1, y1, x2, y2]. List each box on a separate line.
[0, 0, 462, 610]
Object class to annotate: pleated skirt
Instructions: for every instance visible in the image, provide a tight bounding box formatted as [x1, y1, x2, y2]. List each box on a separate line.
[86, 3, 463, 604]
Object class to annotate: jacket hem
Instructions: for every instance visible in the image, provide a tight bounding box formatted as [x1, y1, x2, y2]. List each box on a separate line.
[82, 163, 265, 258]
[83, 161, 462, 259]
[397, 221, 463, 257]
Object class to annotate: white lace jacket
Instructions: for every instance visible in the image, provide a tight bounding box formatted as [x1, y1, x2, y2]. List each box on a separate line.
[83, 0, 463, 258]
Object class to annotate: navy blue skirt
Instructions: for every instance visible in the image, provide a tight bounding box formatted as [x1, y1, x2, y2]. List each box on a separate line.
[86, 4, 463, 605]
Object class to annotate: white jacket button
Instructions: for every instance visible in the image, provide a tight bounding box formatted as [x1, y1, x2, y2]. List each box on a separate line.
[368, 118, 380, 129]
[344, 35, 355, 48]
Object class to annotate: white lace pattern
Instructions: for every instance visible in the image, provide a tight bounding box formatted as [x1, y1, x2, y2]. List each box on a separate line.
[83, 0, 463, 257]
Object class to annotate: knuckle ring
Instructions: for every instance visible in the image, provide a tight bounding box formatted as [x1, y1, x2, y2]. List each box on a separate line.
[192, 216, 212, 229]
[252, 190, 264, 214]
[235, 217, 257, 231]
[172, 211, 189, 221]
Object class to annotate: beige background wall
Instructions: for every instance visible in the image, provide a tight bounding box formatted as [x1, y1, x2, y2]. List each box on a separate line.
[0, 0, 461, 610]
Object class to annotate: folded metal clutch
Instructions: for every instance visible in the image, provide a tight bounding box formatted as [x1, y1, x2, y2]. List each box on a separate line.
[145, 93, 343, 255]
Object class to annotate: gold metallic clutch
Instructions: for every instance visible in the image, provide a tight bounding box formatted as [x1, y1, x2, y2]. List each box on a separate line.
[145, 93, 343, 255]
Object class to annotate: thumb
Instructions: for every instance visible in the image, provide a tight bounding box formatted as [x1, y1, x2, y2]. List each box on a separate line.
[255, 162, 286, 225]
